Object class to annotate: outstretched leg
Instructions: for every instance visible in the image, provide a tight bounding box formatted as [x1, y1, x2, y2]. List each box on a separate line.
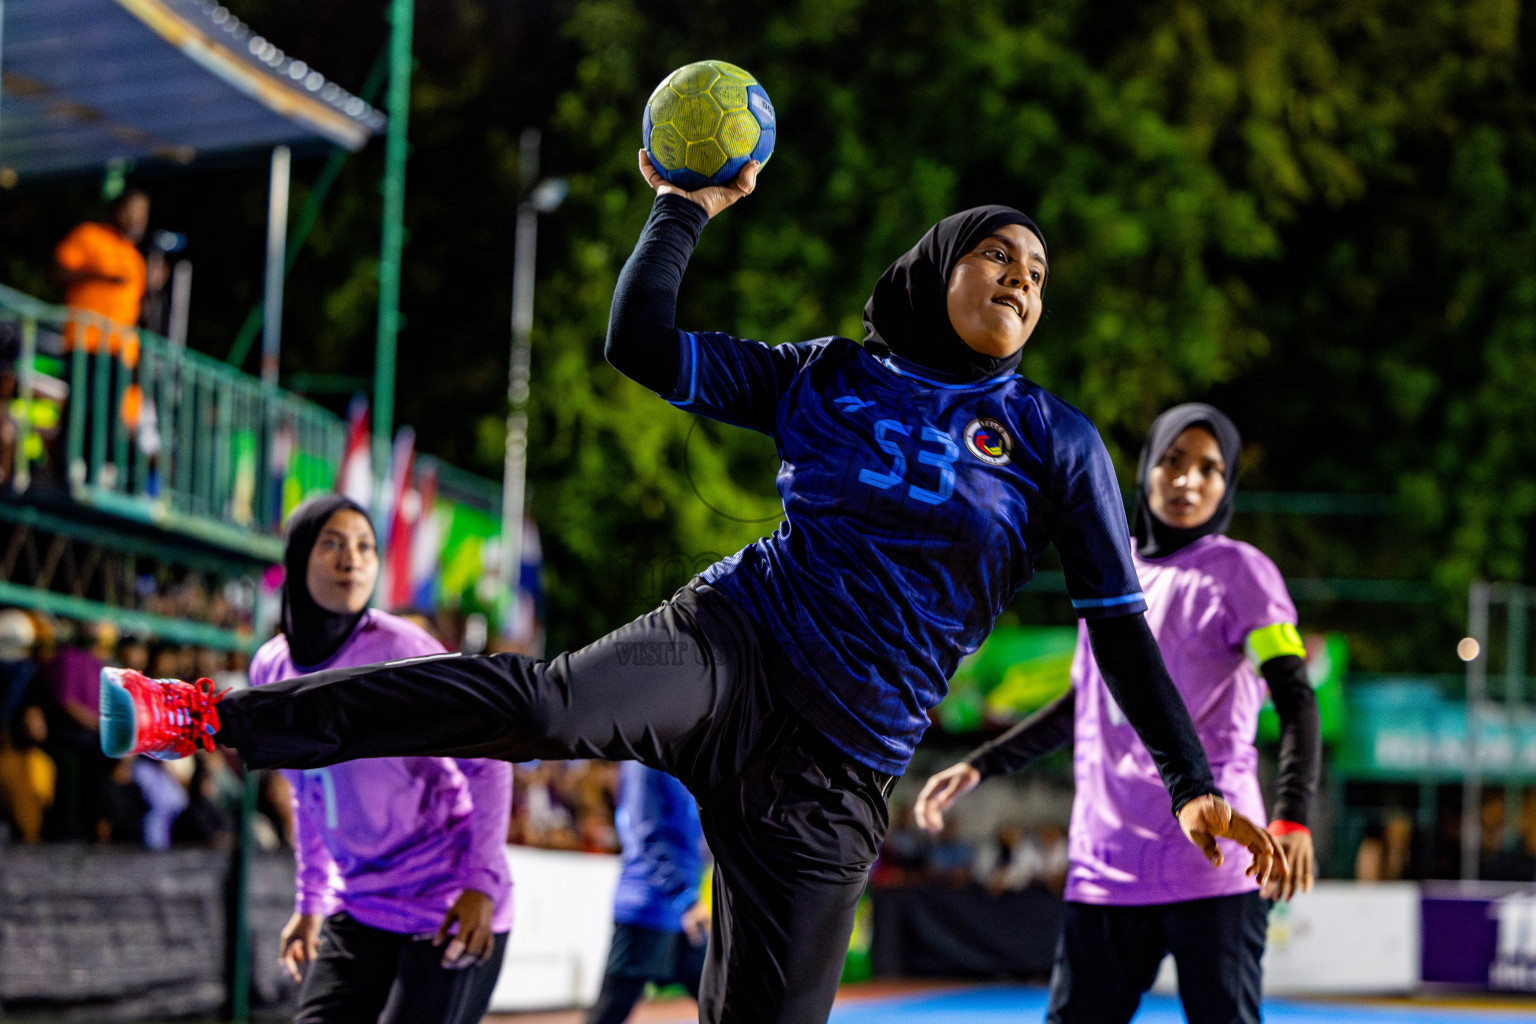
[108, 583, 754, 778]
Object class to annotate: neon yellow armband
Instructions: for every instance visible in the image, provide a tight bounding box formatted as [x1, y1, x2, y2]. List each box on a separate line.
[1246, 622, 1305, 665]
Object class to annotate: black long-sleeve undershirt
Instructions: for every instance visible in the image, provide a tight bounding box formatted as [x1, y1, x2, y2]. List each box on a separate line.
[1261, 654, 1321, 826]
[966, 688, 1076, 778]
[605, 194, 711, 394]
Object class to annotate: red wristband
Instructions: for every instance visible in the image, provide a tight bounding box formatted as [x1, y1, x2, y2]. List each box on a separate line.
[1268, 820, 1310, 837]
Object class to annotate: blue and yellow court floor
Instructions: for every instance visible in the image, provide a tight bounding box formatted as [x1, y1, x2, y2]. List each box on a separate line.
[493, 981, 1536, 1023]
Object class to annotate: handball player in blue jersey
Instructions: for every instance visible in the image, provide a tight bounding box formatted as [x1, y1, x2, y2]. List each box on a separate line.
[587, 762, 710, 1024]
[102, 156, 1283, 1024]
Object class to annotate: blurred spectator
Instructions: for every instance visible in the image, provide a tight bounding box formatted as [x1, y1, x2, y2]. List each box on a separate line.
[0, 607, 39, 729]
[1356, 811, 1415, 882]
[99, 756, 150, 844]
[1035, 822, 1070, 895]
[513, 761, 579, 849]
[873, 804, 931, 887]
[927, 819, 975, 888]
[134, 756, 188, 850]
[147, 642, 183, 681]
[0, 704, 56, 842]
[39, 620, 108, 841]
[973, 824, 1041, 896]
[172, 750, 236, 850]
[53, 189, 150, 371]
[255, 768, 294, 851]
[117, 633, 151, 675]
[508, 759, 624, 853]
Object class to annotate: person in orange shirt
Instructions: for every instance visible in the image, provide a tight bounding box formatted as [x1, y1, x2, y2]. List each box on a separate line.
[54, 189, 150, 369]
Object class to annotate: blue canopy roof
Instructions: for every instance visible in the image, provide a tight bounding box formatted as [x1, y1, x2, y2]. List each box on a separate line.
[0, 0, 383, 181]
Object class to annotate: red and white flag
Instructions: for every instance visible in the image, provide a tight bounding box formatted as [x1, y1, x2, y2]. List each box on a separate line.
[338, 394, 372, 510]
[382, 426, 416, 610]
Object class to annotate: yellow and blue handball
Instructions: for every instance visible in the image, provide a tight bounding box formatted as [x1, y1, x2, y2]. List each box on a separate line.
[642, 60, 776, 190]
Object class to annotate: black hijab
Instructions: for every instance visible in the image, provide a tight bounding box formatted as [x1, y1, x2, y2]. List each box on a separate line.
[1131, 403, 1242, 560]
[863, 205, 1047, 384]
[281, 494, 375, 669]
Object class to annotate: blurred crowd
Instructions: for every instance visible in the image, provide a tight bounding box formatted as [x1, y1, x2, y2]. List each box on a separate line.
[0, 603, 625, 857]
[873, 802, 1069, 896]
[0, 606, 256, 848]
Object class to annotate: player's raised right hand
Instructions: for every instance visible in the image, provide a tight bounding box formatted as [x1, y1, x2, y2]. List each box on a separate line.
[914, 762, 981, 834]
[639, 150, 759, 220]
[279, 911, 323, 982]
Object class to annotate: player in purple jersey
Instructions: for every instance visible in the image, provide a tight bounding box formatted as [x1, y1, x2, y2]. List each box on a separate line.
[100, 160, 1282, 1024]
[916, 404, 1321, 1024]
[244, 496, 513, 1024]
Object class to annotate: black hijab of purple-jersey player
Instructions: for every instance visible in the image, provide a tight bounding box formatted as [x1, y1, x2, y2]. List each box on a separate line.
[862, 205, 1047, 384]
[1132, 403, 1243, 560]
[281, 493, 376, 669]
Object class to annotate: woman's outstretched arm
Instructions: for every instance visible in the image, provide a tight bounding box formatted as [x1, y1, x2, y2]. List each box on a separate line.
[605, 155, 760, 394]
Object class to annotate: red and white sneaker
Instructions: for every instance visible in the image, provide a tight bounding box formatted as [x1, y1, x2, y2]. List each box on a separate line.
[100, 667, 226, 760]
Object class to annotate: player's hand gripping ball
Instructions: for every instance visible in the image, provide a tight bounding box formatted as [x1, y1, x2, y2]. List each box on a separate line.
[642, 60, 775, 190]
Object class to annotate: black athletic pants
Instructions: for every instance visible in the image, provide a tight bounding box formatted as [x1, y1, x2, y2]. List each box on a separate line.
[1046, 892, 1268, 1024]
[219, 581, 892, 1024]
[585, 921, 707, 1024]
[295, 911, 508, 1024]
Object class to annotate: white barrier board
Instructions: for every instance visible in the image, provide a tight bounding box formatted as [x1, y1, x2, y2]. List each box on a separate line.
[1152, 881, 1420, 996]
[489, 846, 622, 1012]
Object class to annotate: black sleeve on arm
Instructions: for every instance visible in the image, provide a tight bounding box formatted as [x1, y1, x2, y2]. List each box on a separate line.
[964, 690, 1075, 780]
[605, 194, 711, 395]
[1086, 614, 1220, 816]
[1261, 654, 1321, 826]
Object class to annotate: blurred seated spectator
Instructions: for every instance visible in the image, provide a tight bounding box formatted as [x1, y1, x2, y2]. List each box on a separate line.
[927, 819, 976, 888]
[134, 756, 188, 850]
[0, 607, 39, 729]
[100, 756, 150, 844]
[973, 823, 1041, 896]
[117, 632, 151, 675]
[872, 803, 930, 887]
[1035, 822, 1069, 896]
[172, 750, 236, 850]
[254, 768, 294, 851]
[513, 761, 580, 849]
[0, 704, 56, 843]
[508, 760, 624, 853]
[40, 620, 109, 841]
[1356, 812, 1414, 881]
[147, 642, 185, 682]
[214, 649, 251, 693]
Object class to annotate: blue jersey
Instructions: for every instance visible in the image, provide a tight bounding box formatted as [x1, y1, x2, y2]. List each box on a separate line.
[612, 762, 706, 933]
[665, 333, 1146, 775]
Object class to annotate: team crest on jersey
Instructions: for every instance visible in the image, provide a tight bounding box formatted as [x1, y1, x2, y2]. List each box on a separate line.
[964, 418, 1012, 466]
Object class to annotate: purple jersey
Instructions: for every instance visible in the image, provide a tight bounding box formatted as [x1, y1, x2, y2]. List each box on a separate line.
[1066, 535, 1295, 905]
[250, 611, 514, 936]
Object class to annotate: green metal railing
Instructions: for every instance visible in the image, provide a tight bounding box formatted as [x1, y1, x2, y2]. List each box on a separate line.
[2, 283, 345, 560]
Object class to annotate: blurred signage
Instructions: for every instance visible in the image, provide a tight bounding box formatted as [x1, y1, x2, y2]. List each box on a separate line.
[1421, 882, 1536, 991]
[1152, 882, 1419, 996]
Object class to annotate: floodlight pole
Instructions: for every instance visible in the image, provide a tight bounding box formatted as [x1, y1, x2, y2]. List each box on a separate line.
[1462, 580, 1491, 880]
[502, 129, 539, 628]
[261, 145, 290, 388]
[500, 130, 567, 639]
[373, 0, 414, 511]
